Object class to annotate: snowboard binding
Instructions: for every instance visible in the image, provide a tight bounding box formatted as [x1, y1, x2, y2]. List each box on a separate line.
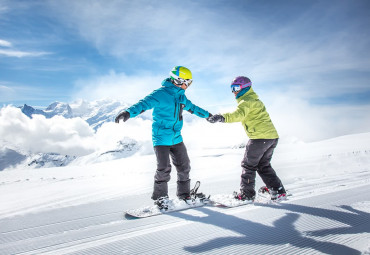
[190, 181, 211, 204]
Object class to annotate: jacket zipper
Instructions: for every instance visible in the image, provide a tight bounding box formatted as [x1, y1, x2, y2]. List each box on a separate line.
[174, 103, 177, 118]
[172, 102, 178, 144]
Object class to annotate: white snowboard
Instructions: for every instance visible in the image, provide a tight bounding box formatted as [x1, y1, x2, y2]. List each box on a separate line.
[125, 197, 208, 218]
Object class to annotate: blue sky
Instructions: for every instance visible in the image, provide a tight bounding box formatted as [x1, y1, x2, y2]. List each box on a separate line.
[1, 0, 370, 141]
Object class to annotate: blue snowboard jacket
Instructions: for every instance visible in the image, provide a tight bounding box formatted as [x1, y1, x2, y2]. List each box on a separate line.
[126, 78, 210, 146]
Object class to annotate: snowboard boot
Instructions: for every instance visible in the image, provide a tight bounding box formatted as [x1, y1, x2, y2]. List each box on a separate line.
[262, 186, 286, 201]
[154, 196, 170, 211]
[258, 186, 287, 201]
[233, 191, 255, 201]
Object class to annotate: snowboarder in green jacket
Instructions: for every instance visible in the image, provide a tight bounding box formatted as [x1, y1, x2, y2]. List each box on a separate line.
[207, 76, 286, 201]
[115, 66, 212, 209]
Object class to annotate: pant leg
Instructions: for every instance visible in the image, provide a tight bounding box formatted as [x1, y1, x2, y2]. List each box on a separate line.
[256, 139, 284, 189]
[240, 139, 267, 197]
[152, 145, 172, 200]
[170, 142, 191, 198]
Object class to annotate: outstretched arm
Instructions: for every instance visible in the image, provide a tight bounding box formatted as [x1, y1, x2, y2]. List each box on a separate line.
[207, 102, 248, 124]
[223, 101, 249, 123]
[223, 108, 245, 123]
[126, 92, 160, 118]
[115, 90, 161, 123]
[184, 97, 211, 118]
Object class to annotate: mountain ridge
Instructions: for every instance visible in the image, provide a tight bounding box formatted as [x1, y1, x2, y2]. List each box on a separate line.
[19, 99, 131, 130]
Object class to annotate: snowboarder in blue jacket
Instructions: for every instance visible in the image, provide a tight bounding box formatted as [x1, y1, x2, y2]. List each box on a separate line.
[115, 66, 212, 209]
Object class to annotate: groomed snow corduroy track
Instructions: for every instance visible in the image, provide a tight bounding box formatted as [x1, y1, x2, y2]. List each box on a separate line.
[1, 183, 369, 255]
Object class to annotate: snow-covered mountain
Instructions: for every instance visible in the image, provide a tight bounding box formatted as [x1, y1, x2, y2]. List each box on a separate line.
[44, 102, 73, 118]
[19, 99, 132, 130]
[20, 104, 48, 117]
[0, 148, 27, 171]
[27, 153, 76, 168]
[21, 102, 73, 119]
[0, 138, 143, 171]
[71, 99, 129, 129]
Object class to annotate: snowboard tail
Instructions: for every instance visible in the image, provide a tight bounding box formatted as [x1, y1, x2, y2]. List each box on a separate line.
[210, 186, 291, 208]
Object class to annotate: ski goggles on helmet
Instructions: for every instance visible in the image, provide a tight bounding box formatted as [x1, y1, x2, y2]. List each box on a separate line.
[230, 82, 251, 93]
[175, 77, 193, 87]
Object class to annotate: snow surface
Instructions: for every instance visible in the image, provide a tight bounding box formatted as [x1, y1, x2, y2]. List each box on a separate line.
[0, 132, 370, 254]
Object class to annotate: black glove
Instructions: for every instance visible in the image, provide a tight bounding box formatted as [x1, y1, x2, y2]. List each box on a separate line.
[207, 114, 225, 123]
[115, 111, 130, 123]
[206, 113, 213, 121]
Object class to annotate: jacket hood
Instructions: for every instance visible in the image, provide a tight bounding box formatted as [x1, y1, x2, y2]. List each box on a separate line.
[235, 86, 251, 99]
[236, 87, 258, 103]
[162, 78, 185, 95]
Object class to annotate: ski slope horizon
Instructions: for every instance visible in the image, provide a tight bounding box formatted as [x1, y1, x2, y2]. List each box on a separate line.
[0, 131, 369, 254]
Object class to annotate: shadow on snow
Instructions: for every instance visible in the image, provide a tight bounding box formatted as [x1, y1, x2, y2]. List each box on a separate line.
[170, 202, 369, 254]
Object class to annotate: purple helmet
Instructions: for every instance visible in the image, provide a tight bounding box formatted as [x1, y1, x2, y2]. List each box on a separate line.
[231, 76, 251, 86]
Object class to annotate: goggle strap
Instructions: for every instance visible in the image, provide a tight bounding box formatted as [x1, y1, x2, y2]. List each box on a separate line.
[240, 82, 251, 89]
[231, 82, 252, 92]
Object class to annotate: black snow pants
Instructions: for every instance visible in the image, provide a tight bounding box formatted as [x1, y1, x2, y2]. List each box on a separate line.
[240, 138, 284, 197]
[151, 142, 191, 200]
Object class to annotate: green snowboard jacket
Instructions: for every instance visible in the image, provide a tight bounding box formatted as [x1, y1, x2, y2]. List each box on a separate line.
[222, 87, 279, 139]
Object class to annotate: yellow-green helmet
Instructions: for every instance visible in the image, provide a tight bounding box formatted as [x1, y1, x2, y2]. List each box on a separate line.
[169, 66, 193, 87]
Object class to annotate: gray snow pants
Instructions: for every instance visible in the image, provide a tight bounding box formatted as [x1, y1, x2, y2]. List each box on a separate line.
[240, 138, 284, 197]
[151, 142, 191, 200]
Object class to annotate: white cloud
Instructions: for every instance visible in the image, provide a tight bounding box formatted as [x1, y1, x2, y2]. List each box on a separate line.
[73, 71, 164, 104]
[0, 106, 96, 156]
[0, 37, 50, 58]
[0, 106, 154, 157]
[260, 89, 370, 142]
[47, 0, 370, 100]
[94, 118, 153, 154]
[0, 49, 50, 58]
[45, 1, 240, 72]
[47, 1, 188, 57]
[0, 39, 12, 47]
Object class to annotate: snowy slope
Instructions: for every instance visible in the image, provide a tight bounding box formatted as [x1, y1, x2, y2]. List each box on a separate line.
[0, 132, 369, 254]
